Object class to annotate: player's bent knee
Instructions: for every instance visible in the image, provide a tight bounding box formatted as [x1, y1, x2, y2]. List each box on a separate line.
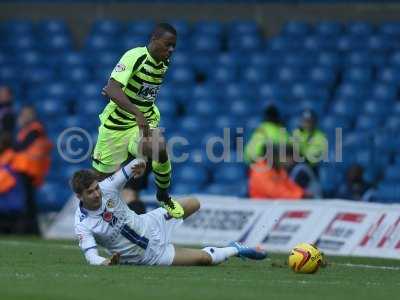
[181, 197, 200, 219]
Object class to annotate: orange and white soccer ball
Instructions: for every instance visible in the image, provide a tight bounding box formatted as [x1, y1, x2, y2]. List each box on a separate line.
[288, 243, 322, 274]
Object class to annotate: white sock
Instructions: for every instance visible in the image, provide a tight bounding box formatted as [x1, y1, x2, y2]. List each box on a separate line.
[201, 247, 238, 265]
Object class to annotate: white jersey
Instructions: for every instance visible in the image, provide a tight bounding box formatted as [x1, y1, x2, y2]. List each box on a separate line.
[74, 159, 181, 266]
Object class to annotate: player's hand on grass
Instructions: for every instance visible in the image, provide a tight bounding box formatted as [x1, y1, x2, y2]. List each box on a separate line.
[102, 253, 120, 266]
[132, 159, 146, 178]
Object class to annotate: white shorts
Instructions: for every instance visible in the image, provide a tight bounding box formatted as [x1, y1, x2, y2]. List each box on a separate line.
[141, 208, 183, 266]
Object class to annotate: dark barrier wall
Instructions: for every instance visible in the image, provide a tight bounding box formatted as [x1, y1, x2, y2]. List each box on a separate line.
[1, 2, 400, 41]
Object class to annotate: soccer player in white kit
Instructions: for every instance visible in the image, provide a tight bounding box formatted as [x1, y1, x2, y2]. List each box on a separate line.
[72, 159, 267, 266]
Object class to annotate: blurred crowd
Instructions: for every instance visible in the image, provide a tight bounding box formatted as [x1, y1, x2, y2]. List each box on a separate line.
[246, 104, 375, 202]
[0, 85, 52, 234]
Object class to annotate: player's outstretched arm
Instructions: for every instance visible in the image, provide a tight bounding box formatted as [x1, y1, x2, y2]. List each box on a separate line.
[102, 158, 146, 191]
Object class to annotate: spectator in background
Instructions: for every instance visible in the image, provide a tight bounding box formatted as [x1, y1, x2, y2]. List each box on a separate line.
[0, 85, 15, 135]
[248, 145, 305, 200]
[292, 109, 328, 172]
[285, 146, 322, 198]
[337, 164, 374, 202]
[0, 132, 26, 234]
[13, 106, 52, 234]
[244, 104, 289, 164]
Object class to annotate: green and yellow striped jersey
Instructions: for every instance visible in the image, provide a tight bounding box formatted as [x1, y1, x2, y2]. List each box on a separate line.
[99, 46, 169, 130]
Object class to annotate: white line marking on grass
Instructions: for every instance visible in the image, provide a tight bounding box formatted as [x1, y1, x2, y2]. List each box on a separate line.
[336, 263, 400, 271]
[0, 240, 76, 250]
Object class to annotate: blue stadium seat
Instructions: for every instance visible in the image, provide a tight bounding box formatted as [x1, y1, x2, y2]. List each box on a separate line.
[175, 164, 208, 185]
[337, 35, 367, 52]
[373, 183, 400, 203]
[332, 98, 360, 118]
[308, 67, 336, 87]
[344, 51, 371, 66]
[282, 21, 311, 36]
[317, 51, 342, 68]
[343, 67, 373, 84]
[86, 34, 120, 51]
[367, 35, 393, 52]
[63, 51, 89, 67]
[191, 34, 221, 52]
[258, 83, 289, 101]
[43, 82, 70, 100]
[80, 82, 103, 99]
[3, 20, 33, 34]
[229, 34, 263, 52]
[180, 116, 209, 134]
[9, 36, 37, 51]
[314, 21, 343, 36]
[37, 182, 70, 212]
[191, 53, 216, 75]
[18, 50, 43, 66]
[335, 83, 367, 100]
[267, 36, 302, 51]
[126, 20, 155, 36]
[241, 66, 270, 84]
[216, 52, 240, 69]
[384, 165, 400, 182]
[303, 35, 333, 51]
[38, 19, 68, 34]
[208, 66, 237, 84]
[61, 66, 91, 82]
[121, 34, 148, 50]
[204, 183, 246, 197]
[379, 22, 400, 36]
[77, 98, 104, 117]
[42, 35, 72, 52]
[347, 22, 374, 36]
[37, 98, 68, 117]
[168, 66, 195, 85]
[385, 116, 400, 131]
[23, 66, 54, 85]
[377, 67, 400, 84]
[92, 19, 122, 36]
[192, 83, 218, 100]
[171, 182, 201, 195]
[319, 165, 340, 193]
[0, 65, 19, 84]
[321, 115, 352, 133]
[363, 99, 390, 117]
[213, 163, 246, 184]
[229, 20, 259, 35]
[370, 83, 397, 101]
[355, 115, 382, 131]
[190, 98, 221, 117]
[193, 21, 222, 37]
[156, 99, 178, 118]
[275, 66, 302, 83]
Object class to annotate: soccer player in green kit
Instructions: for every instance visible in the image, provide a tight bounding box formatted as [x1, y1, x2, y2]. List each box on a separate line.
[92, 23, 183, 218]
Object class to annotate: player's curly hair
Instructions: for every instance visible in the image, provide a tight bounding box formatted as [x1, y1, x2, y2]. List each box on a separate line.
[151, 23, 177, 39]
[70, 169, 98, 195]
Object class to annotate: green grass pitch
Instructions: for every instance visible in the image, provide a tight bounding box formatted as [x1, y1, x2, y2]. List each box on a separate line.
[0, 237, 399, 300]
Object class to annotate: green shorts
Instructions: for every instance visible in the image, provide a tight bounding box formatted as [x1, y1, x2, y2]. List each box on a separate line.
[92, 117, 160, 174]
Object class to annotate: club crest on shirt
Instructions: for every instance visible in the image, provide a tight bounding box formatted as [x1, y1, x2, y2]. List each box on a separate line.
[114, 63, 126, 72]
[103, 211, 113, 223]
[106, 199, 115, 209]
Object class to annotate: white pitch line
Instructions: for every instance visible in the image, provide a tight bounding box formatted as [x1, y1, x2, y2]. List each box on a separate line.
[336, 263, 400, 271]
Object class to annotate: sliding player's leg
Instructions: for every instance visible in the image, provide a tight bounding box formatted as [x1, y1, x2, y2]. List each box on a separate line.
[171, 242, 267, 266]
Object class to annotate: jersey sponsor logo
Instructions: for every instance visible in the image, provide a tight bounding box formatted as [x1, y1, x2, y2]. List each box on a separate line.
[138, 83, 159, 102]
[114, 63, 126, 72]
